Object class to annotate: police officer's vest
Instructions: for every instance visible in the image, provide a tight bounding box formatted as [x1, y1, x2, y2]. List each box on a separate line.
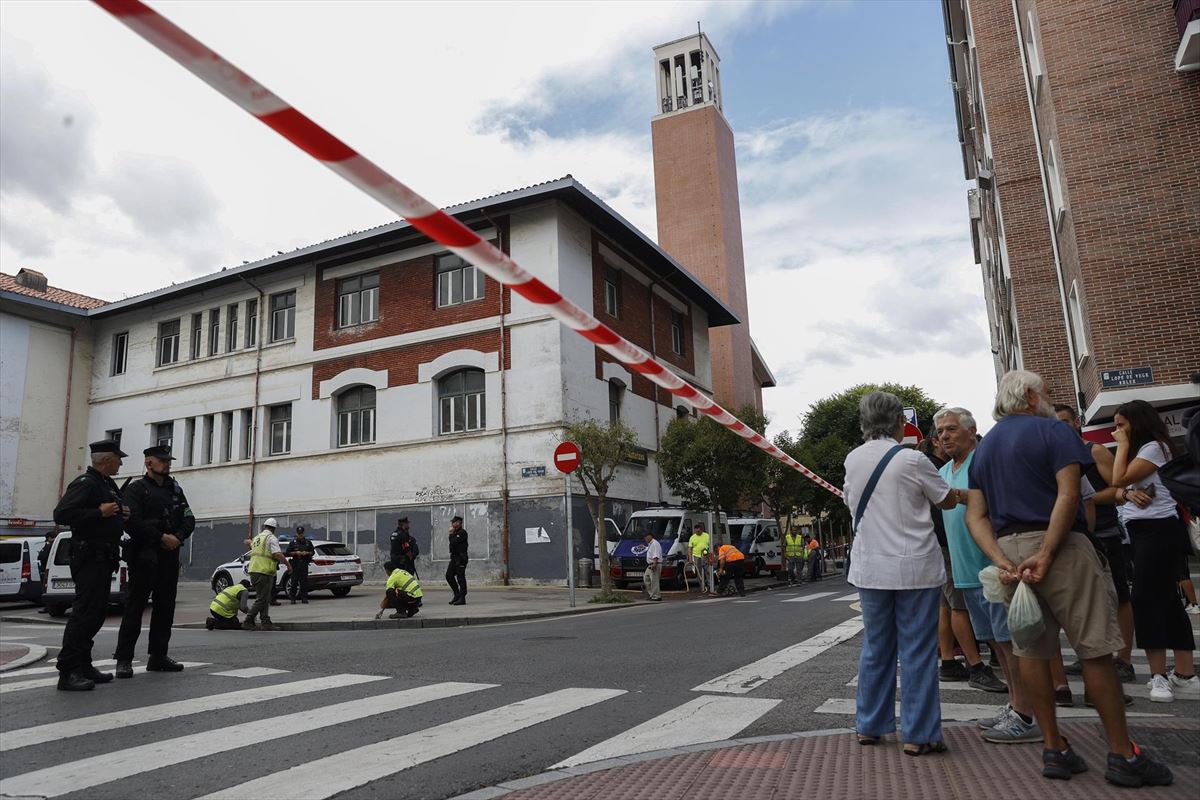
[387, 569, 423, 599]
[209, 584, 247, 618]
[784, 533, 806, 558]
[248, 532, 277, 575]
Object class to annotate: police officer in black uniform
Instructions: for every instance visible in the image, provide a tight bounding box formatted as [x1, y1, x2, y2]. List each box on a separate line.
[113, 445, 195, 679]
[446, 515, 469, 605]
[52, 439, 129, 691]
[285, 525, 314, 604]
[389, 517, 420, 576]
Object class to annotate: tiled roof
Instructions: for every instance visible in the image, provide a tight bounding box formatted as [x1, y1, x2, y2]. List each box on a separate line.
[0, 272, 108, 309]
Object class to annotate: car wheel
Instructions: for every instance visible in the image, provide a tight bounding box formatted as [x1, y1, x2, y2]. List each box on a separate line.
[212, 571, 233, 593]
[330, 586, 352, 597]
[47, 604, 68, 618]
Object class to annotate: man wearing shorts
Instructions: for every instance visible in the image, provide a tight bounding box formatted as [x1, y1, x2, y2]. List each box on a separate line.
[965, 371, 1171, 787]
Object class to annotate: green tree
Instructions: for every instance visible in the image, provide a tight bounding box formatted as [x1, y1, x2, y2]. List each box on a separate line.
[796, 383, 943, 528]
[561, 417, 639, 597]
[658, 404, 768, 517]
[756, 430, 807, 533]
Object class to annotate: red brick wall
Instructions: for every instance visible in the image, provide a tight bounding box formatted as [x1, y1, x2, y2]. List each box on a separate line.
[313, 237, 510, 351]
[310, 329, 509, 399]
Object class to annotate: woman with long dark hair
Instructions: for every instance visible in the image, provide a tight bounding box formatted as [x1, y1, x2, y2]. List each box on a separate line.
[1111, 399, 1196, 703]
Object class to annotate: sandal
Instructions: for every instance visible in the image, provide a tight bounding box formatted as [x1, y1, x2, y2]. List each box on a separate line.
[857, 734, 881, 745]
[903, 741, 948, 757]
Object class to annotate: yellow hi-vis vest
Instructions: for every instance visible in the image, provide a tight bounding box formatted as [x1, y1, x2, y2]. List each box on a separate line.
[210, 583, 247, 618]
[689, 531, 711, 558]
[784, 533, 806, 558]
[248, 531, 277, 575]
[386, 569, 423, 599]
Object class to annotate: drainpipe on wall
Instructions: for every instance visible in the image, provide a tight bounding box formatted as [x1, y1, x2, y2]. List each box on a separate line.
[1011, 0, 1083, 410]
[238, 274, 266, 540]
[481, 212, 510, 584]
[56, 326, 78, 498]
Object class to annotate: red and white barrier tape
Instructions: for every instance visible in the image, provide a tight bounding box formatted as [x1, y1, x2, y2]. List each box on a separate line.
[92, 0, 844, 499]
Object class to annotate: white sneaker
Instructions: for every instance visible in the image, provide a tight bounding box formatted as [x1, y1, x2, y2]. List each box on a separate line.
[1147, 674, 1174, 703]
[976, 703, 1012, 730]
[1168, 670, 1199, 695]
[1184, 603, 1200, 616]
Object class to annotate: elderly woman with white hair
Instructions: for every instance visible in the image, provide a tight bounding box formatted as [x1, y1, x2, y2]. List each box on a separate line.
[844, 391, 961, 755]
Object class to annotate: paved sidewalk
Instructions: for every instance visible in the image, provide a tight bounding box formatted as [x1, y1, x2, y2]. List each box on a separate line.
[459, 717, 1199, 800]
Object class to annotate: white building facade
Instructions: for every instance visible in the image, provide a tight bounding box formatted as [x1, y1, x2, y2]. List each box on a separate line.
[21, 178, 736, 583]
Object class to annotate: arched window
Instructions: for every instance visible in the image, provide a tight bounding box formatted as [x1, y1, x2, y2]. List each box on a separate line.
[337, 385, 376, 447]
[438, 369, 485, 434]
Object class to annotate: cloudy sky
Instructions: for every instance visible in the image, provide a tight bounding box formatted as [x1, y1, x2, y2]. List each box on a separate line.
[0, 0, 997, 437]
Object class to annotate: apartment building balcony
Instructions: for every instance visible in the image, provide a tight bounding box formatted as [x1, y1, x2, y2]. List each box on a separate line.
[1176, 0, 1200, 71]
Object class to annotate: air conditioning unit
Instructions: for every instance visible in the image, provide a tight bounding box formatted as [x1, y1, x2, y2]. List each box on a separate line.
[976, 168, 994, 191]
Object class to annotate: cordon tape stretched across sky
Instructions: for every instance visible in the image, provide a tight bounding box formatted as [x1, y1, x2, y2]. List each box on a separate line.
[92, 0, 844, 498]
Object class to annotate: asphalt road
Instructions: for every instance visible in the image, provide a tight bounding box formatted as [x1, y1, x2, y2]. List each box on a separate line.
[1, 577, 1195, 800]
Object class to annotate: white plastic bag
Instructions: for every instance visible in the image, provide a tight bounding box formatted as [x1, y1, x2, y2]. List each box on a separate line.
[978, 566, 1014, 605]
[1007, 581, 1045, 650]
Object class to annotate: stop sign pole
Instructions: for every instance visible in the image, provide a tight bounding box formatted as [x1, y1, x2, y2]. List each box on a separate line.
[554, 441, 582, 607]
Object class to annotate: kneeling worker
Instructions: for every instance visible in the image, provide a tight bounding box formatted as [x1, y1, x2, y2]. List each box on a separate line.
[716, 543, 746, 597]
[375, 561, 423, 619]
[207, 580, 251, 630]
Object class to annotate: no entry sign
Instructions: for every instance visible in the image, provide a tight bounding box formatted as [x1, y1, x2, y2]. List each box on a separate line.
[554, 442, 581, 473]
[902, 422, 924, 447]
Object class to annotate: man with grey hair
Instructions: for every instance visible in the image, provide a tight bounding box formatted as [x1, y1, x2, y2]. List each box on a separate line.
[965, 371, 1172, 787]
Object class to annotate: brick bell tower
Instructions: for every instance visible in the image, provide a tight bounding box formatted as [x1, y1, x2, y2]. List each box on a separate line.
[650, 31, 771, 413]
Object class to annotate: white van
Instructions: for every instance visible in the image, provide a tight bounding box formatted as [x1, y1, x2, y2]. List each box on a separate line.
[609, 507, 728, 589]
[727, 517, 783, 578]
[0, 536, 46, 602]
[41, 531, 130, 617]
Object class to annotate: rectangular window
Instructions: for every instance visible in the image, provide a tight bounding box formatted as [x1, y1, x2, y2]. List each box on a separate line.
[221, 411, 234, 461]
[241, 408, 254, 459]
[105, 428, 122, 448]
[157, 319, 181, 366]
[608, 380, 624, 424]
[190, 313, 203, 360]
[270, 291, 296, 342]
[226, 304, 239, 352]
[1026, 11, 1043, 102]
[202, 414, 215, 465]
[1068, 280, 1089, 364]
[603, 266, 621, 318]
[268, 403, 292, 455]
[110, 332, 128, 376]
[183, 417, 196, 466]
[154, 421, 173, 450]
[435, 254, 485, 308]
[670, 311, 685, 356]
[336, 272, 380, 328]
[208, 308, 220, 356]
[1046, 139, 1066, 227]
[245, 299, 258, 348]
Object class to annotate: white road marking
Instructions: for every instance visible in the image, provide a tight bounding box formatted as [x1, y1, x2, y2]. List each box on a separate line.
[692, 616, 865, 695]
[832, 593, 859, 601]
[813, 697, 1171, 721]
[209, 667, 291, 678]
[782, 592, 836, 603]
[0, 662, 207, 693]
[732, 600, 759, 604]
[1, 659, 122, 680]
[195, 687, 627, 800]
[0, 674, 387, 752]
[0, 681, 494, 798]
[551, 695, 780, 769]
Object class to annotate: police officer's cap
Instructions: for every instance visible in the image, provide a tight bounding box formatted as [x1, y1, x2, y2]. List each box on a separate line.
[451, 515, 463, 523]
[143, 445, 176, 461]
[396, 517, 409, 526]
[89, 439, 128, 457]
[295, 525, 306, 533]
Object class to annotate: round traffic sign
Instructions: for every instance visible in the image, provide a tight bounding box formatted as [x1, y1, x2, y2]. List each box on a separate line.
[902, 422, 923, 447]
[554, 441, 581, 473]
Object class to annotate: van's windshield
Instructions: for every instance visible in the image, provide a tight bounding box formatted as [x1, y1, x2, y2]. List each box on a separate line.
[622, 516, 682, 541]
[731, 523, 758, 544]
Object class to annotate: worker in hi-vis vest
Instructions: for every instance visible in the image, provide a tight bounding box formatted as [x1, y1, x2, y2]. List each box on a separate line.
[784, 529, 807, 586]
[688, 523, 713, 595]
[716, 543, 747, 597]
[207, 580, 251, 630]
[376, 560, 423, 619]
[244, 518, 291, 632]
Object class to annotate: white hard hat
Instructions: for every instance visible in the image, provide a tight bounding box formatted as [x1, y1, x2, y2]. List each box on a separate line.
[263, 517, 278, 528]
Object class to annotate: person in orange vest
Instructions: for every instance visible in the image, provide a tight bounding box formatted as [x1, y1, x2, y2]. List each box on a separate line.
[807, 535, 823, 582]
[716, 543, 746, 597]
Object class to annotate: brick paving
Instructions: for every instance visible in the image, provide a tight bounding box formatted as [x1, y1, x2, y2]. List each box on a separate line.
[495, 718, 1199, 800]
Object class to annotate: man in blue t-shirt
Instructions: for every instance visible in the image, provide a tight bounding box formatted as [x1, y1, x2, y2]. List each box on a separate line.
[965, 370, 1171, 787]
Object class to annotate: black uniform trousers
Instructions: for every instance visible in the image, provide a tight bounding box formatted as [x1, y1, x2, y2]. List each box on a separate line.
[718, 560, 746, 596]
[445, 559, 467, 599]
[115, 548, 180, 661]
[288, 562, 310, 601]
[58, 554, 116, 675]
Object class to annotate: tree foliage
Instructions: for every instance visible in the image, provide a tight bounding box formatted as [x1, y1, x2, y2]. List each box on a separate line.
[561, 417, 639, 595]
[658, 404, 768, 516]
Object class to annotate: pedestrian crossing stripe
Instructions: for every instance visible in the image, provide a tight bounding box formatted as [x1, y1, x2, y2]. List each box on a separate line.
[0, 662, 209, 694]
[1, 658, 127, 680]
[0, 681, 495, 798]
[209, 667, 291, 678]
[781, 592, 836, 602]
[832, 593, 859, 601]
[195, 688, 626, 800]
[0, 674, 387, 752]
[812, 697, 1174, 721]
